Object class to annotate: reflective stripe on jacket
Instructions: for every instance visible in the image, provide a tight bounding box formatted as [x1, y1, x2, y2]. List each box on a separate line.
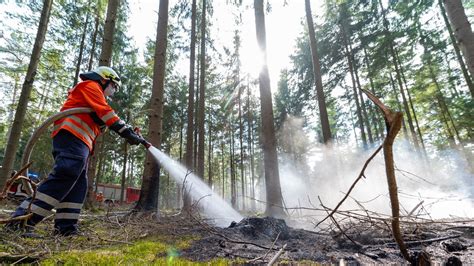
[52, 80, 121, 151]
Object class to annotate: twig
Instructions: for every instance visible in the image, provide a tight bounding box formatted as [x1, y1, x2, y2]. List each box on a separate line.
[267, 244, 287, 266]
[383, 234, 461, 247]
[318, 196, 362, 248]
[247, 232, 281, 263]
[0, 162, 33, 199]
[407, 201, 424, 218]
[316, 144, 383, 227]
[0, 213, 33, 224]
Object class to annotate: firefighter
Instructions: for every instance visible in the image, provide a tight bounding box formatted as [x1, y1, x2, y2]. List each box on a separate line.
[7, 66, 144, 236]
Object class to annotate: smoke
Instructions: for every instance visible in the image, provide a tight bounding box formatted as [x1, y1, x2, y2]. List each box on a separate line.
[275, 116, 474, 225]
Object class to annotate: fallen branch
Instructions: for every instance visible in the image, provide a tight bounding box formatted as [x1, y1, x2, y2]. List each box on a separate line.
[0, 162, 33, 200]
[0, 252, 43, 264]
[267, 243, 287, 265]
[247, 232, 280, 263]
[0, 213, 33, 224]
[383, 234, 461, 247]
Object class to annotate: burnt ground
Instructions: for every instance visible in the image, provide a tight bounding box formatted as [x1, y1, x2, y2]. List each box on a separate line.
[0, 200, 473, 265]
[180, 216, 474, 265]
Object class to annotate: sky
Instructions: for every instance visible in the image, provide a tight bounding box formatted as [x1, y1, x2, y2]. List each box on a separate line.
[129, 0, 310, 91]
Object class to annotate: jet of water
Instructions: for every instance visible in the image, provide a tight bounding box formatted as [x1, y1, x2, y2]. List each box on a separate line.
[147, 146, 243, 227]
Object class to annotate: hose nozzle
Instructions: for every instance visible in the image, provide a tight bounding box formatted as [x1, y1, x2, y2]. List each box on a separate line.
[134, 127, 152, 149]
[141, 139, 152, 149]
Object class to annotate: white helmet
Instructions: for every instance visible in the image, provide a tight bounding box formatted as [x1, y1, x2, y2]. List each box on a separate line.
[79, 66, 122, 88]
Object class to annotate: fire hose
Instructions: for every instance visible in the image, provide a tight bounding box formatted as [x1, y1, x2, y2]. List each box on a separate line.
[19, 107, 151, 195]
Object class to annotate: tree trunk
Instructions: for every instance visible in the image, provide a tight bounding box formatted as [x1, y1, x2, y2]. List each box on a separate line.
[395, 50, 427, 156]
[197, 0, 207, 179]
[247, 85, 256, 211]
[305, 0, 332, 144]
[120, 140, 128, 203]
[221, 140, 226, 199]
[5, 76, 20, 142]
[0, 0, 53, 187]
[208, 120, 212, 186]
[254, 0, 285, 217]
[353, 53, 374, 144]
[388, 70, 408, 136]
[340, 21, 367, 148]
[230, 119, 236, 208]
[135, 0, 169, 212]
[193, 82, 199, 170]
[98, 0, 119, 66]
[362, 47, 385, 142]
[88, 10, 100, 71]
[85, 0, 120, 208]
[183, 0, 197, 211]
[439, 0, 474, 97]
[73, 12, 90, 86]
[238, 86, 245, 210]
[442, 0, 474, 97]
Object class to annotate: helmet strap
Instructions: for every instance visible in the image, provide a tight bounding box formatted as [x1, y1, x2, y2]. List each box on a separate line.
[101, 79, 111, 91]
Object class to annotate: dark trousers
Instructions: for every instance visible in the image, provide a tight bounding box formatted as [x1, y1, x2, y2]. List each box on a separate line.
[13, 130, 90, 234]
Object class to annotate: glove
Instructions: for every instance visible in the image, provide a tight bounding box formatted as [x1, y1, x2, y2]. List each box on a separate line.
[110, 120, 143, 145]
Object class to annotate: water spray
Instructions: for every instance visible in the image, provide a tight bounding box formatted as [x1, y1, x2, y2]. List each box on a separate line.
[134, 128, 242, 226]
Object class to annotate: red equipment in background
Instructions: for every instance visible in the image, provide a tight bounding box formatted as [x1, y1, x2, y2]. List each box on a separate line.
[95, 183, 141, 204]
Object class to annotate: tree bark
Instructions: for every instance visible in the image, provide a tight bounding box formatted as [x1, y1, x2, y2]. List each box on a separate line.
[221, 140, 226, 199]
[207, 120, 212, 186]
[254, 0, 285, 217]
[85, 0, 120, 208]
[120, 140, 128, 203]
[439, 0, 474, 97]
[98, 0, 118, 67]
[362, 47, 385, 142]
[340, 20, 367, 148]
[184, 0, 197, 186]
[442, 0, 474, 97]
[73, 11, 90, 86]
[238, 86, 245, 210]
[305, 0, 332, 144]
[395, 50, 427, 156]
[353, 54, 373, 144]
[197, 0, 207, 179]
[87, 9, 100, 71]
[135, 0, 169, 212]
[230, 118, 236, 208]
[0, 0, 53, 187]
[247, 85, 256, 211]
[388, 70, 408, 136]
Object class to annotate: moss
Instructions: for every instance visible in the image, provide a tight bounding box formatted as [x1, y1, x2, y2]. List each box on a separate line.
[40, 236, 222, 265]
[0, 244, 11, 253]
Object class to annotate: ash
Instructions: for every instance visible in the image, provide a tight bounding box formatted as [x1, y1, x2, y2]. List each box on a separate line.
[181, 216, 474, 264]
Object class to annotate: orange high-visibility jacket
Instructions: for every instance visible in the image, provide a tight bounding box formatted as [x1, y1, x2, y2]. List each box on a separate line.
[52, 80, 121, 151]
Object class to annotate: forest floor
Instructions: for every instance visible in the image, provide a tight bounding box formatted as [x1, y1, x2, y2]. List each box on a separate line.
[0, 200, 473, 265]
